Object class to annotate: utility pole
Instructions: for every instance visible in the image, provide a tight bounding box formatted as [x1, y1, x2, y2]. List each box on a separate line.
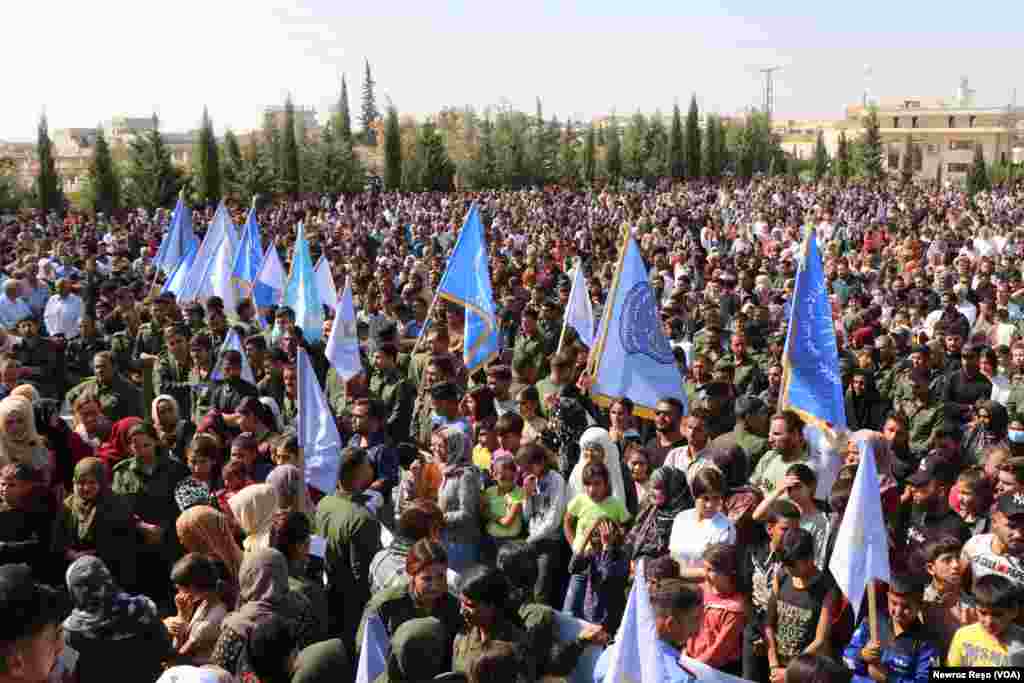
[760, 67, 781, 122]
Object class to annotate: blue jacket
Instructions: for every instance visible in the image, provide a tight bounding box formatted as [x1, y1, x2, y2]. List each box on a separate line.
[842, 614, 940, 683]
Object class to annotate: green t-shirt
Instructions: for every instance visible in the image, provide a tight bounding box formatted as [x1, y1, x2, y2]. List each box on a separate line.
[566, 492, 630, 553]
[483, 485, 525, 538]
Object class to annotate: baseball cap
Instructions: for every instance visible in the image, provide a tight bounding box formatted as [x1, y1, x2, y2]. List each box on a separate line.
[0, 564, 66, 643]
[906, 456, 958, 487]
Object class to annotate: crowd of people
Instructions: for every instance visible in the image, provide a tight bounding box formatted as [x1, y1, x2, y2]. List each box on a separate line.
[1, 179, 1024, 683]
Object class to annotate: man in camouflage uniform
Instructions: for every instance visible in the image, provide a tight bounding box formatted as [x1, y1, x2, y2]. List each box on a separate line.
[154, 323, 193, 418]
[724, 332, 767, 397]
[134, 293, 175, 358]
[513, 306, 553, 381]
[368, 343, 415, 443]
[66, 350, 142, 423]
[188, 334, 216, 424]
[896, 369, 950, 458]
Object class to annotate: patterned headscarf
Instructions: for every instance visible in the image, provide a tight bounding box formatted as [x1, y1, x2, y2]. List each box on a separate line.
[626, 467, 690, 561]
[543, 396, 589, 477]
[267, 464, 312, 517]
[67, 457, 108, 542]
[64, 556, 159, 640]
[175, 505, 244, 581]
[440, 426, 470, 478]
[220, 548, 291, 641]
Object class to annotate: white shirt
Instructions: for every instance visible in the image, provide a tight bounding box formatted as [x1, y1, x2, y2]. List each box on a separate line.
[44, 293, 83, 338]
[668, 509, 736, 568]
[962, 533, 1024, 589]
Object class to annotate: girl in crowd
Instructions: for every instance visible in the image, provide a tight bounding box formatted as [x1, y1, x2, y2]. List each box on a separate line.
[165, 553, 229, 664]
[435, 426, 482, 571]
[175, 504, 244, 608]
[229, 483, 280, 556]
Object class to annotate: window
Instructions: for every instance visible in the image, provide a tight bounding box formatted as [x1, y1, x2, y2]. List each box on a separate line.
[888, 148, 900, 169]
[893, 117, 900, 128]
[949, 140, 973, 151]
[911, 116, 919, 129]
[947, 162, 970, 173]
[948, 116, 955, 128]
[913, 145, 923, 171]
[904, 100, 921, 109]
[969, 115, 977, 128]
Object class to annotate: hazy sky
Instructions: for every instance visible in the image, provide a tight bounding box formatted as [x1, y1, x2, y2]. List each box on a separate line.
[5, 0, 1023, 140]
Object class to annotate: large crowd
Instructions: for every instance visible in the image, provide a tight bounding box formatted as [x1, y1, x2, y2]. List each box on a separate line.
[1, 179, 1024, 683]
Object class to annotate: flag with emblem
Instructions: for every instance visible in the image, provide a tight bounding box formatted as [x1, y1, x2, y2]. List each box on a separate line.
[435, 204, 499, 373]
[779, 226, 847, 433]
[829, 435, 890, 617]
[588, 226, 687, 419]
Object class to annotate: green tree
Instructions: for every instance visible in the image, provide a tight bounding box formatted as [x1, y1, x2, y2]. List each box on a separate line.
[280, 96, 300, 197]
[35, 113, 63, 214]
[262, 111, 282, 188]
[967, 144, 990, 195]
[383, 106, 402, 190]
[530, 98, 547, 185]
[317, 121, 365, 195]
[559, 118, 579, 183]
[900, 133, 914, 186]
[622, 111, 648, 178]
[605, 114, 622, 183]
[813, 130, 829, 182]
[494, 108, 529, 188]
[581, 125, 596, 185]
[237, 133, 273, 203]
[124, 114, 181, 211]
[334, 74, 352, 143]
[221, 129, 243, 198]
[466, 115, 499, 188]
[85, 126, 120, 215]
[416, 122, 455, 191]
[192, 106, 221, 204]
[361, 59, 380, 145]
[685, 94, 701, 179]
[861, 106, 884, 181]
[703, 114, 719, 180]
[668, 102, 685, 180]
[835, 130, 851, 184]
[645, 112, 668, 180]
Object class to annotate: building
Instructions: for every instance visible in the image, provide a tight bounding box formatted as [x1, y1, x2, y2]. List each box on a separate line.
[263, 105, 320, 139]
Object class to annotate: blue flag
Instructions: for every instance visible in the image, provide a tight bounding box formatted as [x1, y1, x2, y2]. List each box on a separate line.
[435, 204, 499, 373]
[253, 244, 285, 308]
[162, 240, 198, 298]
[177, 201, 236, 304]
[282, 222, 324, 344]
[297, 347, 342, 494]
[153, 192, 197, 276]
[231, 205, 263, 290]
[779, 227, 847, 432]
[210, 328, 256, 384]
[589, 228, 687, 420]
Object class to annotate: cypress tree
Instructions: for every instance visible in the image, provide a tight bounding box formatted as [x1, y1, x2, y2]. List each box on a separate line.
[335, 74, 352, 143]
[193, 106, 221, 204]
[222, 129, 243, 198]
[702, 114, 717, 180]
[124, 114, 180, 211]
[813, 130, 829, 182]
[685, 94, 701, 179]
[360, 60, 380, 145]
[417, 122, 455, 191]
[559, 118, 578, 184]
[262, 111, 282, 189]
[669, 102, 685, 180]
[280, 96, 300, 197]
[531, 98, 547, 185]
[582, 125, 596, 185]
[87, 126, 120, 215]
[383, 105, 402, 190]
[605, 114, 622, 183]
[967, 144, 989, 195]
[900, 133, 914, 186]
[35, 113, 63, 215]
[836, 130, 851, 184]
[239, 132, 273, 203]
[861, 106, 884, 181]
[622, 112, 647, 179]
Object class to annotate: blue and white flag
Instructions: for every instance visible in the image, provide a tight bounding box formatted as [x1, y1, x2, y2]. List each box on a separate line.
[560, 259, 595, 349]
[779, 226, 847, 433]
[210, 328, 256, 385]
[599, 560, 667, 683]
[177, 201, 237, 304]
[162, 240, 198, 298]
[829, 436, 890, 617]
[253, 244, 285, 308]
[205, 221, 239, 315]
[589, 228, 687, 420]
[297, 347, 342, 494]
[282, 222, 324, 344]
[435, 204, 499, 372]
[231, 205, 263, 292]
[153, 191, 197, 276]
[324, 278, 361, 381]
[354, 613, 389, 683]
[314, 255, 339, 313]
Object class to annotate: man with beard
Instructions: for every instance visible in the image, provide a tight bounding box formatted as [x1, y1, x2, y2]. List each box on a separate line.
[725, 333, 767, 397]
[872, 334, 901, 404]
[645, 397, 687, 469]
[896, 457, 970, 567]
[13, 318, 62, 399]
[759, 363, 783, 410]
[897, 370, 949, 459]
[944, 345, 993, 423]
[962, 492, 1024, 594]
[844, 369, 887, 431]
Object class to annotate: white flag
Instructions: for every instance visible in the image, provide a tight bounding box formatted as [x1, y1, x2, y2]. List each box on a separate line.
[297, 347, 342, 494]
[828, 435, 891, 617]
[354, 613, 389, 683]
[253, 243, 286, 307]
[324, 278, 362, 382]
[314, 255, 339, 312]
[561, 260, 595, 348]
[601, 560, 667, 683]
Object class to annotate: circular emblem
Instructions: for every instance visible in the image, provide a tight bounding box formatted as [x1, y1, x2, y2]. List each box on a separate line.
[619, 282, 674, 364]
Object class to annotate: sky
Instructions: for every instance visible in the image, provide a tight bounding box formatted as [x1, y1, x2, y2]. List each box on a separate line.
[5, 0, 1024, 141]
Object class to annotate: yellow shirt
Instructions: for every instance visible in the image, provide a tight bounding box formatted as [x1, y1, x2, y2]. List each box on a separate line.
[472, 445, 492, 472]
[947, 622, 1024, 667]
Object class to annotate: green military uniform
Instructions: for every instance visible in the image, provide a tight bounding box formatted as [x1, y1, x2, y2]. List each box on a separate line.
[369, 368, 415, 443]
[412, 390, 435, 448]
[281, 394, 298, 429]
[692, 326, 723, 360]
[874, 359, 902, 404]
[897, 398, 947, 457]
[188, 366, 215, 424]
[154, 353, 192, 419]
[406, 350, 432, 387]
[1007, 382, 1024, 419]
[453, 619, 528, 675]
[711, 425, 769, 475]
[513, 333, 553, 380]
[134, 322, 165, 358]
[108, 330, 138, 375]
[66, 375, 143, 423]
[534, 377, 568, 417]
[258, 372, 286, 412]
[749, 448, 811, 495]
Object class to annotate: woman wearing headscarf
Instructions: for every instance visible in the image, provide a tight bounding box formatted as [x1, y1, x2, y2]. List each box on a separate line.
[540, 393, 590, 480]
[229, 483, 280, 555]
[625, 467, 690, 561]
[176, 505, 244, 607]
[435, 426, 481, 572]
[568, 427, 629, 509]
[266, 464, 313, 518]
[961, 400, 1009, 466]
[153, 394, 197, 465]
[209, 548, 319, 676]
[63, 556, 172, 683]
[34, 398, 91, 493]
[96, 415, 142, 467]
[845, 429, 900, 517]
[374, 617, 447, 683]
[55, 457, 138, 590]
[0, 395, 50, 473]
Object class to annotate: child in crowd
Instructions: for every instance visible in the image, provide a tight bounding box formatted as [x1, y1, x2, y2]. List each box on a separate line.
[668, 467, 736, 580]
[753, 464, 831, 569]
[215, 458, 254, 519]
[482, 451, 525, 554]
[947, 574, 1024, 667]
[570, 518, 629, 634]
[921, 536, 975, 659]
[686, 543, 746, 675]
[164, 553, 229, 665]
[271, 433, 300, 467]
[953, 467, 990, 536]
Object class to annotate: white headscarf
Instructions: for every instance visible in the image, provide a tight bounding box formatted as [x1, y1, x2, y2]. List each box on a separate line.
[568, 426, 627, 505]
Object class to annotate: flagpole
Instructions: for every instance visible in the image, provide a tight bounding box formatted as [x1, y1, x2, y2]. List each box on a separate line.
[867, 580, 880, 643]
[412, 287, 443, 355]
